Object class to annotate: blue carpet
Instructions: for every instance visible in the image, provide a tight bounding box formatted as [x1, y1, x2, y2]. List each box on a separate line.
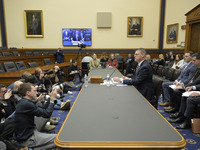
[50, 92, 200, 150]
[158, 98, 200, 150]
[50, 91, 79, 134]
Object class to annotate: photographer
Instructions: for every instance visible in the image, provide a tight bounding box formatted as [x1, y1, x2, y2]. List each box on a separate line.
[34, 68, 52, 93]
[54, 66, 66, 83]
[54, 49, 64, 63]
[14, 83, 57, 149]
[68, 60, 83, 84]
[0, 84, 13, 121]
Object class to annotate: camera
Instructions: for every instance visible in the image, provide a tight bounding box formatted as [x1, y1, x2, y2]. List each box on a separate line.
[78, 43, 86, 48]
[44, 70, 54, 75]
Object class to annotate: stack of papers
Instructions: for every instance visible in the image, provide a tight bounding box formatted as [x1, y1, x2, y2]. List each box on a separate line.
[182, 91, 200, 97]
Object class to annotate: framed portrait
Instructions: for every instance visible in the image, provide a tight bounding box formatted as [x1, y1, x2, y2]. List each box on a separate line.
[166, 23, 178, 44]
[127, 17, 143, 37]
[24, 10, 44, 38]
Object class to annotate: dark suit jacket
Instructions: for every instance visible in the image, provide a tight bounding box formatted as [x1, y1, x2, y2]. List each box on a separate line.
[185, 68, 200, 87]
[123, 60, 154, 102]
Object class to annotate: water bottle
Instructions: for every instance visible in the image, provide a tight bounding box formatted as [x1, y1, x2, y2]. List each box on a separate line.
[106, 74, 110, 87]
[84, 74, 88, 88]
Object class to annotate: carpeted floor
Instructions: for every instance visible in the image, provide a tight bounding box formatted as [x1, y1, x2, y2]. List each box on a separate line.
[158, 98, 200, 150]
[51, 91, 200, 150]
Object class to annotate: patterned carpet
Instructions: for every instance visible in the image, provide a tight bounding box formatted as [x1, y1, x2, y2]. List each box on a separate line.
[158, 98, 200, 150]
[51, 91, 200, 150]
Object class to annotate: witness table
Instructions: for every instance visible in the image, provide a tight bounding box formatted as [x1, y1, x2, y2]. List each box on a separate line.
[55, 68, 186, 150]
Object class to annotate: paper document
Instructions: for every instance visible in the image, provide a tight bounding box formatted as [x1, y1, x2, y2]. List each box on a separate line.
[182, 91, 200, 97]
[169, 85, 176, 89]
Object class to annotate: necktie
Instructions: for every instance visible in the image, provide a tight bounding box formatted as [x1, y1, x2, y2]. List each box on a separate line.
[188, 68, 199, 84]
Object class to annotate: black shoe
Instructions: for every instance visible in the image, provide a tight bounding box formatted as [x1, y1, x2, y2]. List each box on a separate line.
[176, 121, 191, 129]
[165, 108, 177, 113]
[169, 116, 185, 123]
[169, 112, 180, 119]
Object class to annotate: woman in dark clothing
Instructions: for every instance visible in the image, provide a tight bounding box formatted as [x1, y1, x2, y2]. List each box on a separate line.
[167, 54, 176, 67]
[154, 54, 165, 66]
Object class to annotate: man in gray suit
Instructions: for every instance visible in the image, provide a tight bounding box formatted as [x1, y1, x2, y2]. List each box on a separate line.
[160, 51, 196, 107]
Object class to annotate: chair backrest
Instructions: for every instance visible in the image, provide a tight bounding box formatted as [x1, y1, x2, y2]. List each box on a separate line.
[33, 52, 40, 56]
[44, 58, 52, 65]
[165, 68, 175, 80]
[25, 51, 33, 56]
[43, 52, 49, 55]
[27, 62, 38, 68]
[152, 77, 163, 109]
[15, 61, 27, 70]
[0, 64, 5, 73]
[171, 69, 181, 81]
[156, 65, 164, 76]
[152, 64, 158, 74]
[161, 66, 169, 77]
[2, 52, 11, 57]
[13, 51, 20, 56]
[3, 62, 18, 72]
[81, 62, 89, 69]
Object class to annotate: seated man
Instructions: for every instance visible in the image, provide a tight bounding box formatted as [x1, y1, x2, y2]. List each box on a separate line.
[169, 90, 200, 129]
[165, 53, 200, 113]
[68, 60, 82, 84]
[114, 48, 154, 102]
[14, 83, 57, 149]
[160, 51, 195, 107]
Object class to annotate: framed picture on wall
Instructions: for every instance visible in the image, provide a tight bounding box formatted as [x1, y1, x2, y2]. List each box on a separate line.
[166, 23, 178, 44]
[24, 10, 44, 38]
[127, 17, 143, 37]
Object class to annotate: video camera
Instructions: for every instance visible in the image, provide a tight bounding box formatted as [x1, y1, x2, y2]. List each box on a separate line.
[78, 43, 86, 49]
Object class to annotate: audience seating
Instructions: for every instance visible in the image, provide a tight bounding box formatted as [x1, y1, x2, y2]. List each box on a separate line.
[152, 76, 163, 109]
[27, 62, 38, 68]
[2, 52, 11, 57]
[171, 69, 181, 81]
[0, 52, 2, 57]
[15, 61, 27, 70]
[13, 51, 20, 56]
[43, 52, 49, 55]
[3, 62, 18, 72]
[0, 64, 5, 73]
[33, 52, 40, 56]
[44, 58, 52, 65]
[152, 64, 159, 74]
[25, 51, 33, 56]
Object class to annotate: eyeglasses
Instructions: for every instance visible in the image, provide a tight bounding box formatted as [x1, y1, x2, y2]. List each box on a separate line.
[134, 53, 140, 55]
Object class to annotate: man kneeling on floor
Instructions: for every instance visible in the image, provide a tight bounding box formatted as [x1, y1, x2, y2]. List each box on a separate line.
[14, 83, 57, 149]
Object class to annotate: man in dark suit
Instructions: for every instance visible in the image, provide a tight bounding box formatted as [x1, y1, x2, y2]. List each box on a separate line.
[169, 89, 200, 129]
[160, 51, 195, 107]
[114, 48, 154, 102]
[165, 53, 200, 114]
[72, 30, 82, 41]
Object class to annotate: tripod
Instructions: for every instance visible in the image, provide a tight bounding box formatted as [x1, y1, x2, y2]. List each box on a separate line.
[76, 48, 83, 60]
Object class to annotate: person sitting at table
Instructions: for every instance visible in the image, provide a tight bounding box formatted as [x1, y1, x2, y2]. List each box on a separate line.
[113, 48, 154, 102]
[106, 53, 118, 68]
[68, 60, 82, 84]
[169, 91, 200, 129]
[89, 53, 100, 70]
